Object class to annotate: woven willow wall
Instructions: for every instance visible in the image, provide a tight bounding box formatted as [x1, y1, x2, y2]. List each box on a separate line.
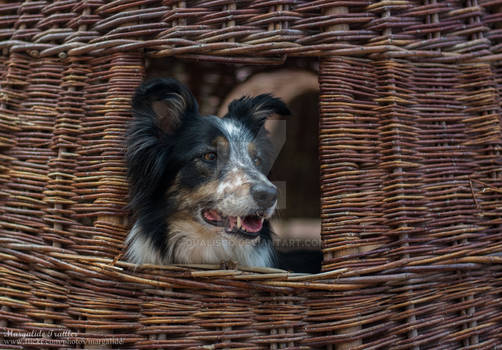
[0, 0, 502, 349]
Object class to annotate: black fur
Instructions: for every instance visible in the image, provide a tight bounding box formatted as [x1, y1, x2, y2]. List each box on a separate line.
[127, 79, 195, 256]
[225, 94, 290, 135]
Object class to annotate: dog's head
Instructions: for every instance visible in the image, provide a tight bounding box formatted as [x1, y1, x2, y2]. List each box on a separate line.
[127, 78, 289, 262]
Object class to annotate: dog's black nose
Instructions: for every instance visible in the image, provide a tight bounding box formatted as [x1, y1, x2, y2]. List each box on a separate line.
[251, 184, 277, 209]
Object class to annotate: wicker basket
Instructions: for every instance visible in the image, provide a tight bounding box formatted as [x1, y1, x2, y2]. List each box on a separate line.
[1, 0, 502, 349]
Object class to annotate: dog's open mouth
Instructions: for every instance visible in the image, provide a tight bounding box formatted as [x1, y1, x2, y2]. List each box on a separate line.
[202, 209, 264, 239]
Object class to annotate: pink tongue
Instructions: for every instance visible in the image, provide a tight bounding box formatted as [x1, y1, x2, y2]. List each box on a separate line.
[225, 216, 263, 233]
[204, 210, 222, 222]
[242, 216, 263, 233]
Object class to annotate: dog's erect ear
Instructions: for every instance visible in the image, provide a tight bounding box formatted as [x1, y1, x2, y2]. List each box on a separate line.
[132, 78, 198, 135]
[224, 94, 290, 134]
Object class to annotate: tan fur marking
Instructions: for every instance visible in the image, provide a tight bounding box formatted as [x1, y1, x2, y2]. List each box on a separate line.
[248, 142, 257, 159]
[174, 180, 220, 208]
[214, 136, 229, 153]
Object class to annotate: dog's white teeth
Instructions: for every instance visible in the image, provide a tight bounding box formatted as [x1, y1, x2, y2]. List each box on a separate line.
[236, 216, 242, 229]
[260, 218, 265, 224]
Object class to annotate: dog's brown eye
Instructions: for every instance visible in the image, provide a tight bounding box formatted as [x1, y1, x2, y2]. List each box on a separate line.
[203, 152, 217, 161]
[254, 157, 261, 166]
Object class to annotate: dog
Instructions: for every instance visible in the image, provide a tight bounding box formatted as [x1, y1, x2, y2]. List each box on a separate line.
[125, 78, 292, 268]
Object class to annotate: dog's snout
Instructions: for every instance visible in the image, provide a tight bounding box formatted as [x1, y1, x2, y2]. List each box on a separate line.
[251, 184, 277, 209]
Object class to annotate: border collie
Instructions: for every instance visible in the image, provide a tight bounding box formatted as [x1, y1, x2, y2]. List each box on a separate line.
[125, 78, 290, 267]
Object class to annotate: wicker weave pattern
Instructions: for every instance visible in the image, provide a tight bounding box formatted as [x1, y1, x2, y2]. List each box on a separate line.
[0, 0, 500, 61]
[319, 56, 502, 348]
[1, 0, 502, 349]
